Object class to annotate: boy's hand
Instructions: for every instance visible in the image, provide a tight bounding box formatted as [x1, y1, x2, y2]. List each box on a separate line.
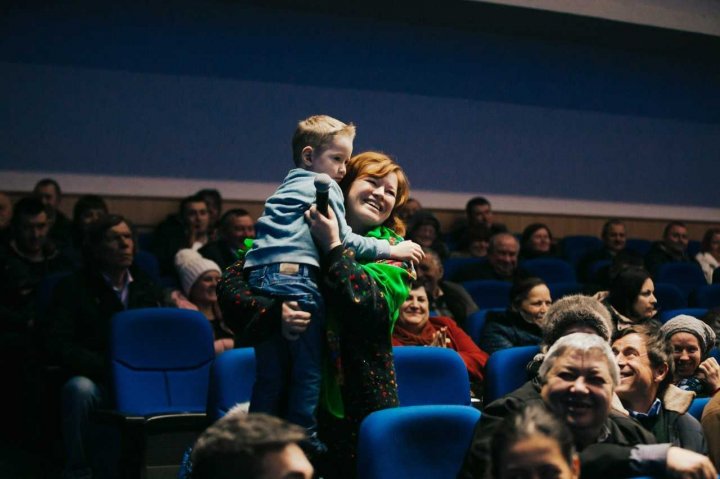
[305, 205, 341, 253]
[389, 240, 425, 264]
[281, 301, 311, 341]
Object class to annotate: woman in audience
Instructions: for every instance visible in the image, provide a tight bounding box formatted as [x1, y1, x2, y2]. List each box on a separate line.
[696, 227, 720, 284]
[601, 265, 658, 329]
[661, 315, 720, 396]
[519, 223, 557, 260]
[450, 223, 491, 258]
[479, 277, 551, 354]
[219, 152, 416, 478]
[406, 210, 449, 259]
[490, 404, 580, 479]
[392, 281, 488, 396]
[174, 248, 234, 355]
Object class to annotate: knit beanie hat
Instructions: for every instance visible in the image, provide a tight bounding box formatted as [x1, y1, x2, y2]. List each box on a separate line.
[175, 248, 221, 296]
[542, 294, 614, 346]
[661, 315, 716, 357]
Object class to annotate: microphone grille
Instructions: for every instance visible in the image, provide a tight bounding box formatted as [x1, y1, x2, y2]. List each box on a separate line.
[314, 173, 332, 192]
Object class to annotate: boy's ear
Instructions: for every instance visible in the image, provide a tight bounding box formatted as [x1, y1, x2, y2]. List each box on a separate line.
[301, 146, 314, 167]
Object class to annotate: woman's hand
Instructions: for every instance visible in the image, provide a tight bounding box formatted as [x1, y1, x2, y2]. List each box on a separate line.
[698, 357, 720, 392]
[305, 205, 341, 253]
[430, 326, 450, 348]
[389, 240, 425, 264]
[281, 301, 311, 341]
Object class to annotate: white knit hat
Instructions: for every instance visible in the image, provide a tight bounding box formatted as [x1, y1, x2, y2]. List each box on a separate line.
[174, 248, 221, 296]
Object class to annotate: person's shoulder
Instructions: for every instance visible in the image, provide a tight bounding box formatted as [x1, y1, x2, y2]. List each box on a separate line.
[608, 412, 657, 445]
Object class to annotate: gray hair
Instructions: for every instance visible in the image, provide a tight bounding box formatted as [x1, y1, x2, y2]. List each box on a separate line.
[539, 332, 620, 387]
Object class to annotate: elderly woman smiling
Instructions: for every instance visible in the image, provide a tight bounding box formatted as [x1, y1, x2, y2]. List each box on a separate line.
[392, 281, 488, 395]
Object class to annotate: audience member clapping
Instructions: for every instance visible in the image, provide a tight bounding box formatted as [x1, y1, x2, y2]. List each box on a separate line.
[661, 315, 720, 397]
[612, 323, 706, 452]
[696, 227, 720, 284]
[174, 249, 234, 355]
[416, 247, 478, 329]
[519, 223, 558, 260]
[391, 281, 488, 397]
[199, 208, 256, 269]
[480, 277, 551, 354]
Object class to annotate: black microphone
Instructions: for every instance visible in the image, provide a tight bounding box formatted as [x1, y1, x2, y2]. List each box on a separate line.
[314, 174, 332, 217]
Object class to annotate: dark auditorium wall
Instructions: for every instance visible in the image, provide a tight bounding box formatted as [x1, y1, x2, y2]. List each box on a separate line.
[1, 1, 719, 212]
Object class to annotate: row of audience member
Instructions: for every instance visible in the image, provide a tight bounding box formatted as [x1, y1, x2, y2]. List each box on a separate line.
[402, 196, 720, 286]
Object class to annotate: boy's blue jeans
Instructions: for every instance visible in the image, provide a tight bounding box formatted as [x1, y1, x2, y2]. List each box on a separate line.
[246, 263, 325, 439]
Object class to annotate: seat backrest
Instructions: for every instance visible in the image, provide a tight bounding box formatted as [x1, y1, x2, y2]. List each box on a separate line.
[133, 250, 161, 283]
[110, 308, 215, 415]
[206, 348, 256, 421]
[688, 397, 711, 421]
[461, 280, 512, 309]
[693, 284, 720, 309]
[560, 235, 603, 267]
[444, 257, 487, 282]
[393, 346, 471, 406]
[484, 345, 540, 403]
[520, 258, 577, 283]
[625, 238, 652, 256]
[547, 282, 584, 300]
[655, 263, 707, 298]
[653, 283, 688, 311]
[466, 308, 504, 346]
[658, 308, 708, 324]
[358, 405, 481, 479]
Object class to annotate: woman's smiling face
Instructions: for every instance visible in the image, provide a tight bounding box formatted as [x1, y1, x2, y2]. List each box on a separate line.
[345, 173, 398, 234]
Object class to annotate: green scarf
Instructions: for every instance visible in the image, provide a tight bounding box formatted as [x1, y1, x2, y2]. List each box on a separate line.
[321, 225, 414, 418]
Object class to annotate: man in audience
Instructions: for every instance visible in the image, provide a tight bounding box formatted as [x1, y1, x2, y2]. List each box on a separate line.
[453, 196, 507, 240]
[151, 193, 210, 276]
[416, 247, 478, 330]
[199, 208, 256, 269]
[458, 332, 717, 479]
[33, 177, 72, 247]
[578, 219, 632, 283]
[612, 324, 706, 452]
[0, 192, 12, 246]
[46, 215, 165, 479]
[196, 188, 223, 236]
[645, 221, 692, 275]
[398, 197, 422, 222]
[452, 232, 526, 282]
[191, 410, 313, 479]
[0, 196, 73, 332]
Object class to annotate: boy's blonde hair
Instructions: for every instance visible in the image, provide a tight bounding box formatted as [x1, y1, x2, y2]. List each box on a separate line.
[291, 115, 356, 166]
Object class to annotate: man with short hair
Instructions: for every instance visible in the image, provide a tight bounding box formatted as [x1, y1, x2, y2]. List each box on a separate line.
[452, 233, 526, 282]
[191, 411, 313, 479]
[459, 332, 717, 479]
[33, 177, 72, 247]
[579, 219, 635, 283]
[0, 197, 73, 331]
[645, 221, 692, 275]
[47, 215, 165, 479]
[199, 208, 256, 269]
[416, 247, 478, 330]
[151, 194, 210, 276]
[611, 324, 706, 453]
[196, 188, 223, 234]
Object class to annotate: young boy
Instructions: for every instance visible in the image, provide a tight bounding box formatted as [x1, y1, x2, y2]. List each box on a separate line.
[243, 115, 421, 450]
